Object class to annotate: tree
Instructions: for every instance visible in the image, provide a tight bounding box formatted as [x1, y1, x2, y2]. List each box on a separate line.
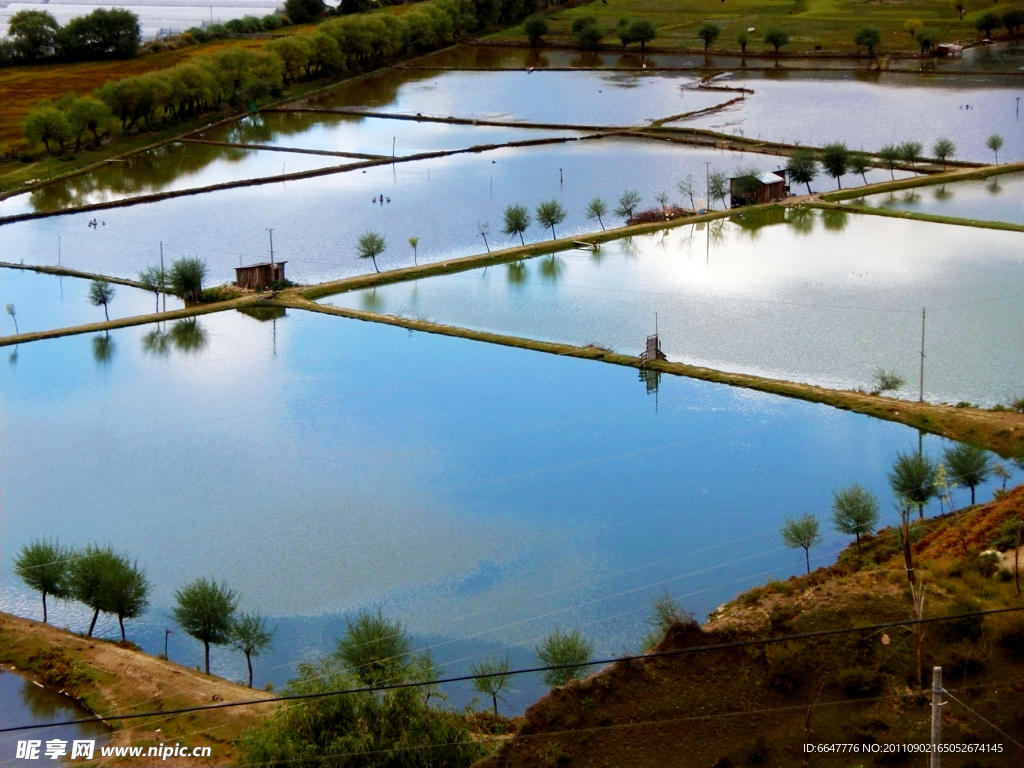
[536, 628, 593, 687]
[878, 144, 901, 180]
[889, 450, 937, 519]
[614, 190, 642, 220]
[708, 171, 729, 209]
[70, 544, 122, 637]
[871, 368, 905, 395]
[899, 140, 923, 172]
[22, 103, 71, 154]
[821, 142, 850, 189]
[736, 30, 749, 53]
[336, 608, 413, 685]
[678, 175, 696, 210]
[641, 591, 694, 651]
[138, 265, 167, 313]
[570, 16, 603, 50]
[536, 199, 567, 239]
[975, 11, 1002, 38]
[786, 151, 818, 195]
[915, 27, 939, 54]
[943, 443, 992, 506]
[5, 303, 18, 335]
[172, 577, 238, 674]
[830, 484, 880, 551]
[283, 0, 327, 24]
[730, 169, 762, 203]
[986, 133, 1003, 164]
[106, 556, 150, 641]
[904, 19, 923, 38]
[357, 232, 386, 273]
[502, 204, 531, 245]
[408, 236, 419, 265]
[7, 10, 59, 61]
[14, 538, 71, 623]
[585, 198, 608, 230]
[626, 20, 656, 51]
[848, 151, 870, 185]
[780, 513, 821, 574]
[478, 222, 491, 252]
[88, 279, 116, 321]
[56, 8, 141, 60]
[232, 612, 275, 688]
[854, 27, 881, 56]
[1004, 9, 1024, 34]
[470, 654, 513, 716]
[523, 16, 548, 46]
[61, 95, 115, 150]
[168, 257, 206, 303]
[764, 28, 790, 54]
[932, 137, 956, 170]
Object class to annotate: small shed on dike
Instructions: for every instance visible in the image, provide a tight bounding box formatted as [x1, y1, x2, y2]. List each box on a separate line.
[235, 261, 287, 291]
[730, 170, 788, 207]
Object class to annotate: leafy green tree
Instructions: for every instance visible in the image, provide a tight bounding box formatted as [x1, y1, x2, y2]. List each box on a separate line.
[1004, 9, 1024, 34]
[889, 450, 937, 519]
[88, 279, 116, 321]
[781, 513, 821, 574]
[830, 484, 880, 551]
[871, 368, 905, 395]
[915, 27, 939, 54]
[56, 8, 141, 60]
[6, 303, 18, 335]
[641, 591, 694, 651]
[138, 265, 167, 313]
[168, 257, 206, 303]
[848, 151, 870, 185]
[357, 232, 387, 273]
[614, 190, 642, 219]
[14, 538, 71, 623]
[284, 0, 327, 24]
[696, 22, 720, 50]
[172, 577, 238, 674]
[336, 608, 413, 686]
[730, 168, 762, 203]
[570, 16, 603, 50]
[7, 10, 59, 61]
[523, 15, 549, 46]
[22, 103, 71, 154]
[585, 197, 608, 230]
[878, 144, 901, 180]
[736, 30, 749, 53]
[535, 628, 593, 687]
[678, 174, 696, 209]
[536, 199, 567, 239]
[975, 11, 1002, 37]
[107, 556, 150, 641]
[854, 27, 881, 56]
[708, 171, 729, 209]
[408, 236, 420, 265]
[932, 137, 956, 170]
[412, 648, 446, 706]
[943, 443, 992, 506]
[70, 544, 121, 637]
[904, 19, 923, 38]
[899, 140, 923, 172]
[502, 204, 531, 245]
[232, 612, 275, 688]
[470, 654, 513, 716]
[626, 19, 656, 51]
[821, 142, 850, 189]
[60, 95, 115, 150]
[986, 133, 1003, 163]
[764, 27, 790, 53]
[616, 17, 633, 47]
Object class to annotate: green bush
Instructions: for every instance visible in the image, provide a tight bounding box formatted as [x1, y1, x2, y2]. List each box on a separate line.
[765, 642, 808, 693]
[836, 666, 883, 698]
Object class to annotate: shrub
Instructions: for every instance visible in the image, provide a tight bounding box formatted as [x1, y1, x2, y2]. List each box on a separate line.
[989, 611, 1024, 658]
[937, 597, 984, 644]
[765, 641, 808, 693]
[570, 16, 603, 50]
[200, 285, 243, 302]
[989, 517, 1022, 550]
[836, 666, 883, 698]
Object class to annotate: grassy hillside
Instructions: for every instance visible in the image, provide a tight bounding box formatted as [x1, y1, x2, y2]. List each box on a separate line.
[495, 0, 1011, 53]
[475, 485, 1024, 767]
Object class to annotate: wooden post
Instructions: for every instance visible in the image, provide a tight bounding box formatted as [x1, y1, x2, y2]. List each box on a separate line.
[159, 242, 165, 313]
[1015, 521, 1021, 595]
[919, 307, 926, 402]
[930, 666, 942, 768]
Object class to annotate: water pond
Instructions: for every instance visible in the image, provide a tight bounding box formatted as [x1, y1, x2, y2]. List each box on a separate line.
[327, 209, 1024, 406]
[0, 670, 109, 765]
[848, 172, 1024, 226]
[1, 309, 1010, 710]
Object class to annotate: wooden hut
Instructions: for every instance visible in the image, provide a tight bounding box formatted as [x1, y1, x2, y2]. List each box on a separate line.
[235, 261, 287, 291]
[730, 170, 788, 207]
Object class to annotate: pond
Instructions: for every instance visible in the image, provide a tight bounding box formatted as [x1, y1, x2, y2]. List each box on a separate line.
[0, 670, 109, 765]
[326, 209, 1024, 407]
[687, 70, 1024, 162]
[3, 137, 831, 286]
[1, 309, 1011, 711]
[848, 172, 1024, 226]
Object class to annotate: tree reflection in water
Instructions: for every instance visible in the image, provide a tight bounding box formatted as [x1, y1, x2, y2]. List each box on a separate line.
[538, 254, 564, 280]
[821, 208, 849, 232]
[93, 333, 115, 364]
[168, 318, 208, 354]
[507, 261, 528, 284]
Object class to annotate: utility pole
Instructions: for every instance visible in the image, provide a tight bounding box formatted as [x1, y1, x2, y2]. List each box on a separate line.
[267, 228, 274, 266]
[160, 242, 165, 313]
[559, 167, 563, 185]
[919, 307, 926, 402]
[930, 666, 943, 768]
[704, 161, 710, 211]
[164, 629, 173, 659]
[392, 137, 395, 158]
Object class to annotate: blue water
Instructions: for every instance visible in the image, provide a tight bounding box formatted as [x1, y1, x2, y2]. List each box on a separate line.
[1, 309, 1010, 711]
[849, 172, 1024, 225]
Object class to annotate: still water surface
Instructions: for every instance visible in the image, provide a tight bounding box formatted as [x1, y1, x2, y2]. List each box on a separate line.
[1, 310, 1009, 708]
[849, 172, 1024, 225]
[327, 210, 1024, 406]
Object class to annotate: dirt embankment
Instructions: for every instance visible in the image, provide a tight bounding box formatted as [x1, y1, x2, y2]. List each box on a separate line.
[0, 613, 275, 766]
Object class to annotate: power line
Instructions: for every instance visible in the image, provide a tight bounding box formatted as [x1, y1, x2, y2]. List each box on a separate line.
[5, 606, 1022, 734]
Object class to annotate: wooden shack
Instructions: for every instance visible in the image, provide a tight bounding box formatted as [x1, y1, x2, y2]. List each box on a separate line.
[730, 170, 788, 207]
[235, 261, 287, 291]
[639, 333, 667, 363]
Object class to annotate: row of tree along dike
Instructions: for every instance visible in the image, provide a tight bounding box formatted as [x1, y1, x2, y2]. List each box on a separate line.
[1, 8, 142, 63]
[16, 0, 562, 156]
